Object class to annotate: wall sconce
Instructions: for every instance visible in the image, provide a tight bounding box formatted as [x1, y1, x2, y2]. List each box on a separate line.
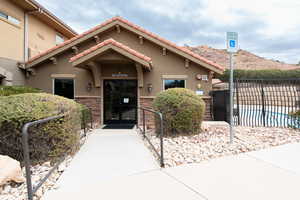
[147, 83, 153, 93]
[86, 82, 92, 92]
[197, 83, 202, 90]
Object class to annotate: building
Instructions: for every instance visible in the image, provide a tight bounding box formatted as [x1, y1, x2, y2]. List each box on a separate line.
[23, 17, 225, 126]
[0, 0, 77, 85]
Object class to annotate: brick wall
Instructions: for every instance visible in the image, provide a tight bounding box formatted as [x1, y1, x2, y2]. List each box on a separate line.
[202, 97, 212, 121]
[75, 96, 101, 126]
[139, 97, 155, 129]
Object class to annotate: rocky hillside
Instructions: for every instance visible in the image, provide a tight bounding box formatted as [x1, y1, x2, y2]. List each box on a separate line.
[188, 45, 299, 70]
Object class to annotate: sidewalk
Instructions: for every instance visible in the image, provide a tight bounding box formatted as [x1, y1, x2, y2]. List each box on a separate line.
[44, 130, 300, 200]
[44, 128, 159, 200]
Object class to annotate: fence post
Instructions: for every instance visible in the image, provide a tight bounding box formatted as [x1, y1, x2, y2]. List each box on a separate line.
[159, 113, 164, 168]
[22, 124, 34, 200]
[235, 79, 240, 125]
[261, 81, 266, 127]
[142, 109, 146, 138]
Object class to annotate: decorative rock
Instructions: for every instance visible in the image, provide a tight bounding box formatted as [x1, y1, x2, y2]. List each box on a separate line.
[0, 155, 25, 186]
[142, 126, 300, 168]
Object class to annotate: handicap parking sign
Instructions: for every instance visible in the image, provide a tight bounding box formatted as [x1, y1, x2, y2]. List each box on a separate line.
[229, 40, 235, 48]
[227, 32, 238, 53]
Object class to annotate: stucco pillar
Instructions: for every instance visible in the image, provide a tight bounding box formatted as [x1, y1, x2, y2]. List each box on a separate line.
[135, 63, 143, 88]
[87, 62, 101, 88]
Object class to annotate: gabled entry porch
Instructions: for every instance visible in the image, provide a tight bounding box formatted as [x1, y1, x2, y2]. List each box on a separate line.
[69, 38, 152, 126]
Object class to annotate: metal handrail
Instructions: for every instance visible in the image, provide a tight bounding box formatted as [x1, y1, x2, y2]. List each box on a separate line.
[137, 107, 164, 168]
[22, 115, 65, 200]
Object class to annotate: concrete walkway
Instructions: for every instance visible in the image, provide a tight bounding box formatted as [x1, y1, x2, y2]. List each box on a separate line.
[44, 128, 159, 199]
[44, 130, 300, 200]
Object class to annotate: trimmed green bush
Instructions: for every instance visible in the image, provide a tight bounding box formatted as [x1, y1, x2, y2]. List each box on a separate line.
[0, 93, 81, 164]
[290, 110, 300, 129]
[78, 103, 92, 129]
[153, 88, 205, 136]
[217, 69, 300, 82]
[0, 86, 41, 96]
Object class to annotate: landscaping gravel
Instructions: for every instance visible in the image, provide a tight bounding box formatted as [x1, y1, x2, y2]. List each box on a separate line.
[143, 125, 300, 167]
[0, 129, 92, 200]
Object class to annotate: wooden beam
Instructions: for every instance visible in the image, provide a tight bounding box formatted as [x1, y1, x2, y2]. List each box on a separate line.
[185, 59, 190, 68]
[162, 47, 167, 56]
[116, 25, 121, 33]
[139, 36, 143, 44]
[71, 46, 79, 54]
[49, 57, 57, 65]
[94, 35, 100, 44]
[87, 62, 101, 87]
[135, 63, 144, 88]
[209, 71, 214, 80]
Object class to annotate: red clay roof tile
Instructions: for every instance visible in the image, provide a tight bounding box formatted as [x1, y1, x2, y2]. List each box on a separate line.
[26, 16, 224, 72]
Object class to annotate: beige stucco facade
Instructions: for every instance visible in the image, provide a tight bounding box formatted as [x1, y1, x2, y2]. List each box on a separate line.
[0, 0, 25, 61]
[0, 0, 76, 85]
[24, 17, 224, 125]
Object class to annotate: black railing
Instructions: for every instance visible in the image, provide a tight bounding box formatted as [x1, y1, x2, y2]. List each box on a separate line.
[22, 111, 93, 200]
[234, 79, 300, 128]
[137, 107, 164, 168]
[22, 115, 65, 200]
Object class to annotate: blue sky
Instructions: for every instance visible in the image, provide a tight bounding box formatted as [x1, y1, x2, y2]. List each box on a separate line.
[38, 0, 300, 64]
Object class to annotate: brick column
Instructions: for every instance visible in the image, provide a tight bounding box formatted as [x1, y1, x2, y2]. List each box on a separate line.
[139, 97, 155, 129]
[202, 97, 212, 121]
[75, 96, 101, 126]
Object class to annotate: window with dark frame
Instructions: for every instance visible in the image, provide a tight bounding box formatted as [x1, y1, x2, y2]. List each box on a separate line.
[54, 79, 74, 99]
[164, 79, 185, 90]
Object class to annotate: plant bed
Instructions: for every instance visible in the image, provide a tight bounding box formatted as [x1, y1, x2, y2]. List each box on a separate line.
[143, 124, 300, 167]
[0, 129, 93, 200]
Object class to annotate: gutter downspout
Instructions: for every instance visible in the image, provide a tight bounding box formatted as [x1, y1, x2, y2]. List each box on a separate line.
[24, 12, 28, 62]
[24, 8, 43, 63]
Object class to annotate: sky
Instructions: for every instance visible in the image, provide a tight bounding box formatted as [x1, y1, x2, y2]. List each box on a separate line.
[38, 0, 300, 64]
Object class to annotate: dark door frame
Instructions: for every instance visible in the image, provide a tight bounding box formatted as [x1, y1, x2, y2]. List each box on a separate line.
[103, 79, 138, 124]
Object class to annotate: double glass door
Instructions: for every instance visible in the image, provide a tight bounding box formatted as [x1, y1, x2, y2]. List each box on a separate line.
[104, 80, 137, 124]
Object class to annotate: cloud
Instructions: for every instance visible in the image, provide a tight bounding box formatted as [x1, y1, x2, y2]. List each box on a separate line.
[37, 0, 300, 64]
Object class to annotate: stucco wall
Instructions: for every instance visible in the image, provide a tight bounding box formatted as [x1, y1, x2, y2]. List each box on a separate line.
[0, 0, 25, 61]
[28, 15, 67, 59]
[0, 58, 25, 85]
[26, 26, 213, 97]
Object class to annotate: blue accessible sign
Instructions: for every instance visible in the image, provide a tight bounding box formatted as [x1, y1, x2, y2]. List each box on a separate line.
[227, 32, 238, 53]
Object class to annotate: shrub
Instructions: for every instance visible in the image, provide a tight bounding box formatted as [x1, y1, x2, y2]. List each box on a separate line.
[153, 88, 205, 136]
[78, 103, 92, 129]
[0, 86, 41, 96]
[290, 110, 300, 129]
[0, 93, 81, 164]
[217, 69, 300, 82]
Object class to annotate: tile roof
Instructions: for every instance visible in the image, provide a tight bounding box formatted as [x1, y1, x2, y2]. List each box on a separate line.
[69, 38, 152, 63]
[26, 16, 224, 72]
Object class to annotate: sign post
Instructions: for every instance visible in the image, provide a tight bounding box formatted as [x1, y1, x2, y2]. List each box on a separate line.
[226, 32, 238, 144]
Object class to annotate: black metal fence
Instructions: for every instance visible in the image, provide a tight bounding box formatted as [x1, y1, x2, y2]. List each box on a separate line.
[137, 107, 164, 168]
[234, 79, 300, 128]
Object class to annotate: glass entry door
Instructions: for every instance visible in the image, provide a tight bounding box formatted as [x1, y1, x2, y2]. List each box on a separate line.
[104, 80, 137, 124]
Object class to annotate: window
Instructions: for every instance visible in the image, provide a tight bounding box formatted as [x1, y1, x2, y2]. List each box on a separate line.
[56, 33, 64, 45]
[0, 11, 20, 26]
[54, 78, 74, 99]
[164, 79, 185, 90]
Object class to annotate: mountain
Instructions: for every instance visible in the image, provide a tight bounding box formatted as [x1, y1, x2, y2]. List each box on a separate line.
[187, 45, 299, 70]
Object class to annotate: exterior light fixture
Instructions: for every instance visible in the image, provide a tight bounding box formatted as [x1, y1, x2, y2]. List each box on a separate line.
[86, 82, 92, 92]
[147, 83, 153, 93]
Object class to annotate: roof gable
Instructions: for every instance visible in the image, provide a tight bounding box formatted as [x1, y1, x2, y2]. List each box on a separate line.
[70, 39, 152, 70]
[25, 16, 224, 74]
